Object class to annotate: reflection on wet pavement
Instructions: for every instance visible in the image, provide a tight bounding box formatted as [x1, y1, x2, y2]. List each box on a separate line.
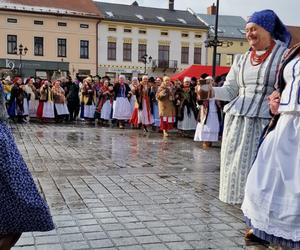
[11, 123, 269, 250]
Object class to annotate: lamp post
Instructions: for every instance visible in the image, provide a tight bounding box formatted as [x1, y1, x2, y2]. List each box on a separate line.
[14, 44, 28, 77]
[212, 0, 220, 79]
[204, 0, 221, 79]
[141, 54, 152, 74]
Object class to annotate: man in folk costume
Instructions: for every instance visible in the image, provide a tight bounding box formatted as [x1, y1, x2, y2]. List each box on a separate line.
[66, 76, 80, 121]
[203, 9, 291, 204]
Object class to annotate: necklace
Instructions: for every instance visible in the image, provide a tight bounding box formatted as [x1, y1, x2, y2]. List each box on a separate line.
[250, 40, 275, 66]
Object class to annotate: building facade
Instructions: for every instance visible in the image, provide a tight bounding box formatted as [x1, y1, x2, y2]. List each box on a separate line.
[95, 1, 208, 79]
[0, 0, 101, 79]
[192, 5, 249, 67]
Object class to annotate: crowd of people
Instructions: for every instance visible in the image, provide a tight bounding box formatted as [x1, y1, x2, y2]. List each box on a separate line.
[1, 8, 300, 250]
[1, 72, 227, 147]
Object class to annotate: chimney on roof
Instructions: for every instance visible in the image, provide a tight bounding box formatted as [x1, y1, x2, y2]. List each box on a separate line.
[169, 0, 174, 11]
[132, 1, 139, 6]
[207, 3, 217, 15]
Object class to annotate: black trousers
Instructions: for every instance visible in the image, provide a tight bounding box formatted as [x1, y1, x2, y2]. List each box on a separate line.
[67, 102, 80, 121]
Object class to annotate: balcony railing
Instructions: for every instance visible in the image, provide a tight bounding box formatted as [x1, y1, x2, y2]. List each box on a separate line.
[152, 59, 178, 72]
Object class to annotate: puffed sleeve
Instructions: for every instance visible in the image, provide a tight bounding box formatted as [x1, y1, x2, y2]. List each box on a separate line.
[213, 54, 242, 101]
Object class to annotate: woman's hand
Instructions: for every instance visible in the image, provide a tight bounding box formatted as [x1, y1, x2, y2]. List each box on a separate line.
[268, 91, 280, 115]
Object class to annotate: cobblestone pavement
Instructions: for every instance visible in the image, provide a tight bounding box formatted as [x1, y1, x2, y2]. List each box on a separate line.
[10, 123, 267, 250]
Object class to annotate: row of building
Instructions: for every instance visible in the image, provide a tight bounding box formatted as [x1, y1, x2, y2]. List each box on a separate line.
[0, 0, 299, 80]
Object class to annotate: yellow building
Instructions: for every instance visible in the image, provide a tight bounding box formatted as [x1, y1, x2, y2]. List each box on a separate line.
[0, 0, 101, 79]
[192, 5, 249, 67]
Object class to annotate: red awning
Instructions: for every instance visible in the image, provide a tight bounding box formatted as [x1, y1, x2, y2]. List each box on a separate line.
[171, 65, 230, 81]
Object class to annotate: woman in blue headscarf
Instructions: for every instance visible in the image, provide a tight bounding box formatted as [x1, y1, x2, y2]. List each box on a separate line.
[0, 82, 54, 248]
[241, 40, 300, 248]
[205, 9, 291, 205]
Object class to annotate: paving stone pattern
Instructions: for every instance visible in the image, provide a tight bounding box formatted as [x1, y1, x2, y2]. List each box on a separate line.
[10, 123, 268, 250]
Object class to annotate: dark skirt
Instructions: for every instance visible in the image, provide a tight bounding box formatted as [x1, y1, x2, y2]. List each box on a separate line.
[0, 121, 54, 233]
[245, 217, 300, 249]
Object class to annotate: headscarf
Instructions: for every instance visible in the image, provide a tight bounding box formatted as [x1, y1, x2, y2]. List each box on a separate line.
[247, 9, 291, 47]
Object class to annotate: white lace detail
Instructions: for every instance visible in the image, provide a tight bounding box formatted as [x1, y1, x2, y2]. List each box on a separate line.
[242, 195, 300, 241]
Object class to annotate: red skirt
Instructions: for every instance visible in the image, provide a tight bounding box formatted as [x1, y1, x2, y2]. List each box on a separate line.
[36, 101, 44, 118]
[160, 116, 174, 131]
[130, 108, 139, 127]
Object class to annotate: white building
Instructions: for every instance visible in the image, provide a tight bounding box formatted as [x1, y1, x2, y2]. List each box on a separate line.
[95, 0, 208, 79]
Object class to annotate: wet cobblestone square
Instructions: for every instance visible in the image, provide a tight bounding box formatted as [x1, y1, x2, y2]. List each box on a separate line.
[11, 123, 267, 250]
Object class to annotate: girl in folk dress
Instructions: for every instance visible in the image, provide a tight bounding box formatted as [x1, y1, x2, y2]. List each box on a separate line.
[129, 77, 139, 114]
[80, 77, 96, 120]
[130, 75, 153, 132]
[156, 76, 176, 137]
[150, 77, 161, 129]
[95, 79, 114, 125]
[0, 83, 54, 249]
[24, 77, 39, 118]
[52, 80, 69, 122]
[7, 77, 28, 123]
[36, 80, 55, 119]
[175, 77, 198, 131]
[242, 43, 300, 248]
[194, 76, 222, 148]
[208, 10, 290, 204]
[113, 75, 132, 128]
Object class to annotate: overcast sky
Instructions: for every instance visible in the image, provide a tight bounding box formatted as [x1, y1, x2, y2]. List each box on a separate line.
[95, 0, 300, 26]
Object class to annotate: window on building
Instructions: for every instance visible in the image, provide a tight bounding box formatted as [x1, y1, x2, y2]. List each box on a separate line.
[139, 29, 147, 34]
[181, 47, 189, 64]
[240, 41, 244, 46]
[7, 35, 17, 54]
[195, 34, 202, 38]
[34, 37, 44, 56]
[58, 22, 67, 27]
[161, 31, 168, 36]
[80, 24, 89, 29]
[124, 28, 132, 33]
[138, 44, 147, 62]
[123, 43, 132, 61]
[181, 33, 189, 38]
[34, 20, 43, 25]
[78, 70, 91, 78]
[194, 47, 201, 64]
[80, 40, 89, 59]
[158, 45, 169, 67]
[108, 27, 116, 32]
[7, 18, 17, 23]
[216, 53, 221, 66]
[107, 42, 116, 60]
[226, 54, 234, 66]
[105, 72, 116, 80]
[57, 38, 67, 57]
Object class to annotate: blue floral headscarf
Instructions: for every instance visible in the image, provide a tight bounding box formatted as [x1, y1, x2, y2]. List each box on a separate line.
[247, 9, 291, 47]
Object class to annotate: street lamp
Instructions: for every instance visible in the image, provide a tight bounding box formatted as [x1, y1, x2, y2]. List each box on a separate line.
[141, 54, 152, 74]
[14, 43, 28, 77]
[203, 0, 220, 79]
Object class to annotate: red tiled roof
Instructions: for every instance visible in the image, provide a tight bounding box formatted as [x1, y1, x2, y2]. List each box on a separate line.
[1, 0, 102, 17]
[288, 26, 300, 47]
